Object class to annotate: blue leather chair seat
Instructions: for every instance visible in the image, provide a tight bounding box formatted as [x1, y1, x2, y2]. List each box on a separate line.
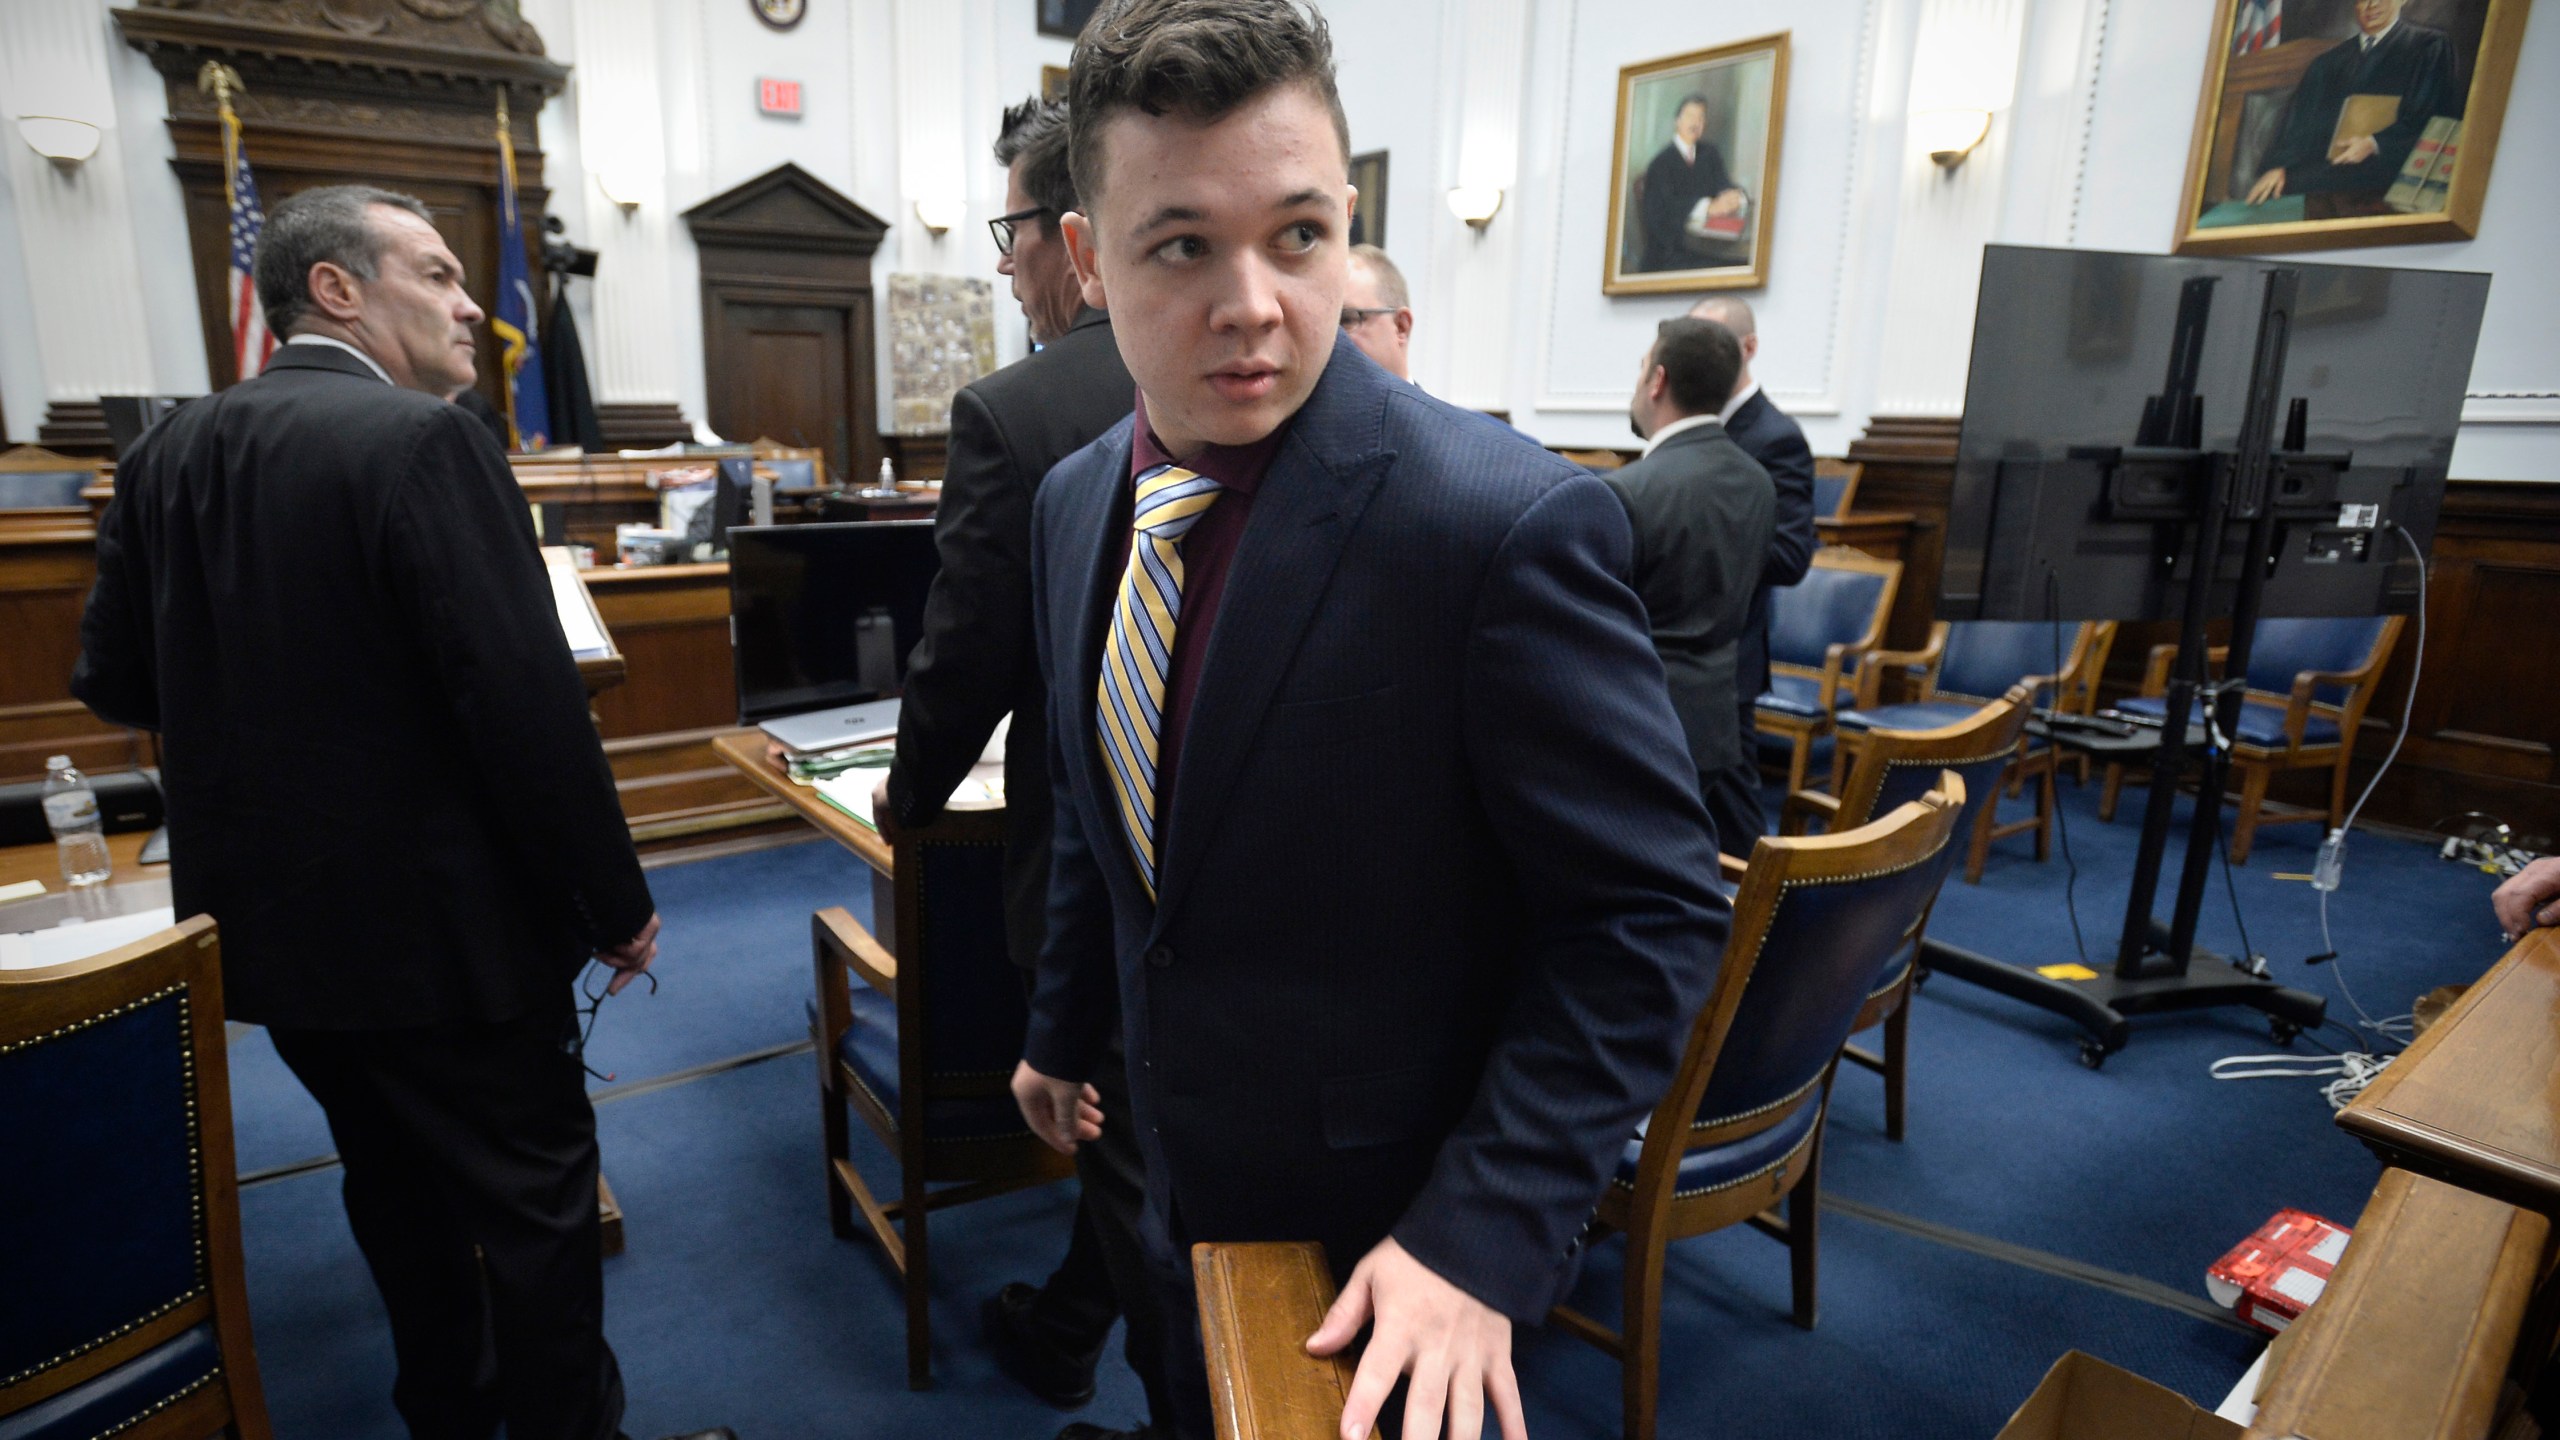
[2114, 696, 2338, 749]
[0, 472, 90, 510]
[808, 993, 1029, 1140]
[0, 1324, 219, 1440]
[1835, 700, 1982, 735]
[1612, 1093, 1822, 1200]
[1754, 673, 1828, 719]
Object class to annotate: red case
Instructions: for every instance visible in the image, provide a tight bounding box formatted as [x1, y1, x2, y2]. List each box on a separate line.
[2206, 1208, 2352, 1334]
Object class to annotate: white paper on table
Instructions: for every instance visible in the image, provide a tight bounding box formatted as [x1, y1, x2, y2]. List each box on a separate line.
[0, 906, 178, 970]
[545, 557, 612, 658]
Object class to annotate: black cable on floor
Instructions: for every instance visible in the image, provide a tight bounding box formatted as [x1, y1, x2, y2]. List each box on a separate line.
[2045, 571, 2091, 965]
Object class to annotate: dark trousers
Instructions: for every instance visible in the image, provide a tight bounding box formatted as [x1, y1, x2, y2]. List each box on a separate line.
[1025, 1033, 1169, 1428]
[271, 1014, 624, 1440]
[1702, 746, 1770, 863]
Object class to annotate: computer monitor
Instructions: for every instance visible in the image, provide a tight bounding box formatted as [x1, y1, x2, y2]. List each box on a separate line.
[1942, 245, 2489, 623]
[99, 396, 188, 460]
[727, 521, 941, 724]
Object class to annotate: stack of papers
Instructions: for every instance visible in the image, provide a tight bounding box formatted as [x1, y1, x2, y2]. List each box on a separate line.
[0, 907, 178, 970]
[807, 773, 1001, 831]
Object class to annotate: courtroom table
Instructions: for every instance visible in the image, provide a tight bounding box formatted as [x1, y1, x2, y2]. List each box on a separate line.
[2339, 926, 2560, 1218]
[712, 732, 900, 943]
[0, 828, 159, 898]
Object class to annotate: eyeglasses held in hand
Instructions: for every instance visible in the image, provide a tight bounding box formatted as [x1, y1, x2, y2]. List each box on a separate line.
[989, 206, 1054, 257]
[1339, 306, 1398, 329]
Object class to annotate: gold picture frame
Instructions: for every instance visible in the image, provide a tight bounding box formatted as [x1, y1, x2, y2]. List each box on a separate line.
[1041, 65, 1070, 104]
[2171, 0, 2533, 255]
[1603, 32, 1790, 296]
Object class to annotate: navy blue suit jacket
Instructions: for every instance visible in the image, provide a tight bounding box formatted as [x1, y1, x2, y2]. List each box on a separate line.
[1726, 389, 1817, 705]
[1025, 337, 1728, 1321]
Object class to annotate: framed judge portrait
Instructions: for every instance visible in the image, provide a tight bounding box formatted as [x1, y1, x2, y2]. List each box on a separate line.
[2172, 0, 2534, 255]
[1603, 33, 1790, 295]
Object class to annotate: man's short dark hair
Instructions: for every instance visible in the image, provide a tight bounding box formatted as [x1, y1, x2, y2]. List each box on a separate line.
[1651, 316, 1743, 416]
[254, 184, 434, 337]
[994, 96, 1079, 226]
[1066, 0, 1351, 214]
[1677, 93, 1711, 117]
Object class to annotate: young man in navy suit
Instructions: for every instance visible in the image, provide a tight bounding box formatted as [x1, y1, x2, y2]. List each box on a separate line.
[1011, 4, 1730, 1437]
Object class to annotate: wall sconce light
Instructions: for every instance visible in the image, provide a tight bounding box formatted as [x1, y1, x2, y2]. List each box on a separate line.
[1446, 185, 1504, 231]
[1912, 108, 1992, 170]
[595, 167, 646, 212]
[913, 197, 966, 237]
[17, 116, 101, 166]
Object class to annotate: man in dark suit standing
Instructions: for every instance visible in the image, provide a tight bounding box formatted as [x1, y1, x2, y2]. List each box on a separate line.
[1015, 5, 1729, 1437]
[1687, 294, 1815, 858]
[1604, 318, 1774, 824]
[874, 98, 1160, 1440]
[73, 186, 725, 1440]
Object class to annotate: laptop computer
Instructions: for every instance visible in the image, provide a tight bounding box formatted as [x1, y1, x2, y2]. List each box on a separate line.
[728, 521, 942, 756]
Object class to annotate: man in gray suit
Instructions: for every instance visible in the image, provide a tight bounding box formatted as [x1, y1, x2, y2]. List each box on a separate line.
[1603, 316, 1775, 842]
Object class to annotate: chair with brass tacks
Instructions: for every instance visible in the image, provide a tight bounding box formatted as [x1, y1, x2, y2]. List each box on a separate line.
[1780, 687, 2032, 1140]
[0, 915, 271, 1439]
[1832, 619, 2107, 882]
[1550, 776, 1967, 1440]
[2100, 615, 2403, 864]
[811, 806, 1074, 1388]
[1810, 457, 1862, 519]
[1751, 546, 1902, 795]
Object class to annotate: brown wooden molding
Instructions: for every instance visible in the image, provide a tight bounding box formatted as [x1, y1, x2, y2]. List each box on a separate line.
[594, 403, 694, 452]
[36, 402, 113, 458]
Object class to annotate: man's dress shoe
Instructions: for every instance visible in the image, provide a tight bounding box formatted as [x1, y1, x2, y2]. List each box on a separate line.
[985, 1281, 1102, 1407]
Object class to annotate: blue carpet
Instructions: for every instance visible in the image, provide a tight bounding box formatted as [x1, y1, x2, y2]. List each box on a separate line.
[227, 775, 2510, 1439]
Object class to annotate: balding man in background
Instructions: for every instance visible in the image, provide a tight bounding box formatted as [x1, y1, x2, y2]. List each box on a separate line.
[1685, 295, 1815, 857]
[1339, 243, 1413, 381]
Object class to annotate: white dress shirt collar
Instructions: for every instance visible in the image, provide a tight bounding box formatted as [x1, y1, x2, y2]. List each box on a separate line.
[2360, 17, 2398, 49]
[1673, 136, 1696, 164]
[1640, 412, 1721, 458]
[1717, 378, 1762, 427]
[285, 333, 394, 386]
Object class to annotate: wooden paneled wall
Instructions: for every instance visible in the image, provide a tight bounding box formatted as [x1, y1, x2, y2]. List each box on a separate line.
[1835, 415, 2560, 841]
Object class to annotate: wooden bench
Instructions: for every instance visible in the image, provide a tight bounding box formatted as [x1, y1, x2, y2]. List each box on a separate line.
[2246, 1168, 2547, 1440]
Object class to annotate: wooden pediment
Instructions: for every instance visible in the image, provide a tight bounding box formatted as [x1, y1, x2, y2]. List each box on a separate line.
[683, 164, 891, 256]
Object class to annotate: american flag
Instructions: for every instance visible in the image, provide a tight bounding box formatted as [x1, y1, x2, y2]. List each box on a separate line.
[223, 109, 276, 380]
[2234, 0, 2282, 55]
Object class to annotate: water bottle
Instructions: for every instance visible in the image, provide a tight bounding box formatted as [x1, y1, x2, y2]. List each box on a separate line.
[41, 755, 113, 889]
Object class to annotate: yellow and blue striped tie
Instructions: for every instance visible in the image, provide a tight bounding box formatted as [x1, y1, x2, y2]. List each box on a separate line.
[1098, 463, 1224, 898]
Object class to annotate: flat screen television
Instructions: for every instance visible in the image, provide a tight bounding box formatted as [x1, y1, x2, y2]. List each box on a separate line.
[728, 521, 941, 724]
[1942, 244, 2489, 623]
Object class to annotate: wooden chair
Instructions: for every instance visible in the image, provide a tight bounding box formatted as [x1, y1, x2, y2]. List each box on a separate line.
[1752, 546, 1901, 794]
[1551, 777, 1967, 1440]
[2099, 616, 2403, 863]
[1832, 619, 2107, 882]
[812, 806, 1074, 1388]
[0, 915, 272, 1439]
[1811, 457, 1861, 519]
[1780, 688, 2033, 1140]
[1192, 1242, 1354, 1440]
[2055, 620, 2119, 784]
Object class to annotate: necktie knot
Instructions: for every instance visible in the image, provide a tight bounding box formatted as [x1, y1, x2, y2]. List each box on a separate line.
[1133, 464, 1223, 543]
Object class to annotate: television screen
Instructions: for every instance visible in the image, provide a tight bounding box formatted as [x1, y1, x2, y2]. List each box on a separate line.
[728, 522, 941, 724]
[1944, 245, 2488, 623]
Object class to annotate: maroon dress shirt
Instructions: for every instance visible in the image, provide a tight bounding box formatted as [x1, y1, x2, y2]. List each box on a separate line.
[1108, 391, 1283, 845]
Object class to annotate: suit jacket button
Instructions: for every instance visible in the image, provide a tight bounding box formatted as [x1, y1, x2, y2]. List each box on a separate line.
[1145, 944, 1174, 969]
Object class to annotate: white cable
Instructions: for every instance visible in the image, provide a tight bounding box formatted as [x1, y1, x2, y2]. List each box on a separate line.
[2337, 523, 2427, 835]
[2211, 1049, 2392, 1111]
[2308, 521, 2428, 1050]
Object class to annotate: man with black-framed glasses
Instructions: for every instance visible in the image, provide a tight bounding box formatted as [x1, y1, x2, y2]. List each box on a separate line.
[876, 95, 1157, 1440]
[1339, 243, 1412, 380]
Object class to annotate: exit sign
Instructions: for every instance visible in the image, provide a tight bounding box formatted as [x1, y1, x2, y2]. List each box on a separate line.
[758, 77, 802, 117]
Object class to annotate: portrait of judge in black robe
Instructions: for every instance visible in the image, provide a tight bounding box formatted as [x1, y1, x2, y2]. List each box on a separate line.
[1635, 95, 1750, 273]
[2245, 0, 2464, 205]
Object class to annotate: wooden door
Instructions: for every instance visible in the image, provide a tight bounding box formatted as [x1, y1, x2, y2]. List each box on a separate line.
[712, 302, 855, 478]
